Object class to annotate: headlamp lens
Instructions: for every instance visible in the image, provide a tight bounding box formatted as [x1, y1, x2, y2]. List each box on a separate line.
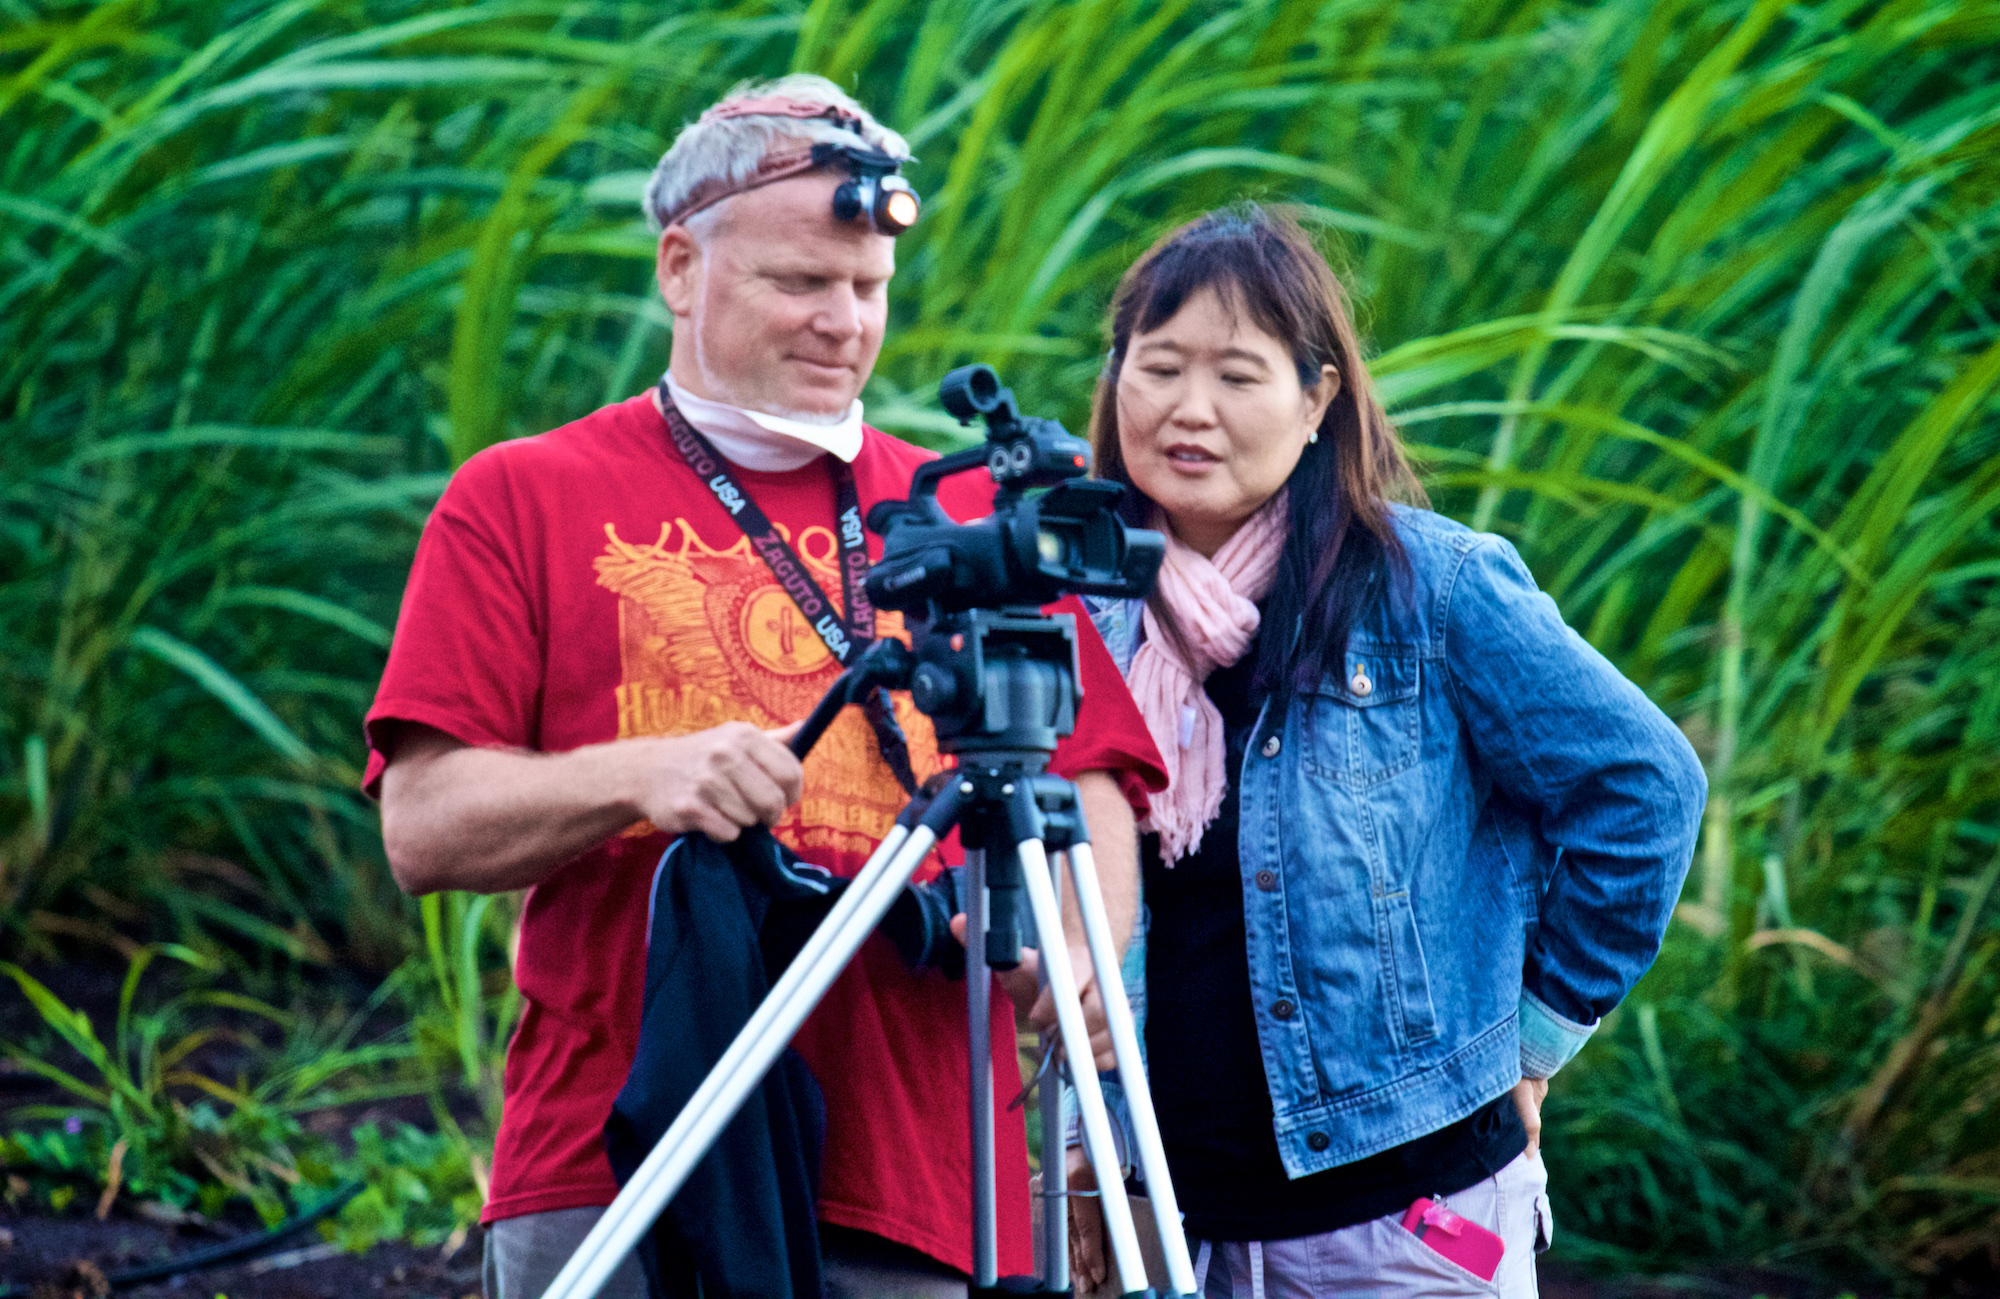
[878, 184, 921, 234]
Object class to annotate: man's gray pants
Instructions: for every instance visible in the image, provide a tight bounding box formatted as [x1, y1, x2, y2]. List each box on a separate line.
[483, 1208, 970, 1299]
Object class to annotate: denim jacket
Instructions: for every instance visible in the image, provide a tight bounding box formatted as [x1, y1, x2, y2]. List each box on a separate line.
[1077, 505, 1705, 1178]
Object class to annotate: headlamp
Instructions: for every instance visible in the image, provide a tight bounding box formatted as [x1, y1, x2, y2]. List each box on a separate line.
[817, 143, 922, 235]
[657, 112, 923, 236]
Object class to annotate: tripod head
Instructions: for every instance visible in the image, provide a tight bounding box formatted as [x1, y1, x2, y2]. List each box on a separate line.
[786, 608, 1084, 972]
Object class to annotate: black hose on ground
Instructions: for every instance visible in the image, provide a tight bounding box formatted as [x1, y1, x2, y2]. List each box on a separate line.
[0, 1180, 365, 1296]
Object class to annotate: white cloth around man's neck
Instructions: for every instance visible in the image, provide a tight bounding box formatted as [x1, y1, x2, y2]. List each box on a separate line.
[663, 373, 864, 473]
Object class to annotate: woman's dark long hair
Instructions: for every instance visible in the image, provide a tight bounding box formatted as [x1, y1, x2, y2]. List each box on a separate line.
[1091, 205, 1427, 696]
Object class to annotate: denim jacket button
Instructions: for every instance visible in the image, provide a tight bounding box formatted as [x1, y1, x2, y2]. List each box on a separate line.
[1350, 665, 1373, 697]
[1261, 734, 1282, 758]
[1306, 1131, 1331, 1152]
[1272, 998, 1296, 1020]
[1254, 869, 1277, 891]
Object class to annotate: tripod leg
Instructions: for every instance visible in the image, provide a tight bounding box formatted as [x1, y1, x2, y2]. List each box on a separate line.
[965, 847, 998, 1288]
[1037, 849, 1070, 1293]
[1064, 844, 1198, 1297]
[1015, 837, 1150, 1298]
[536, 819, 943, 1299]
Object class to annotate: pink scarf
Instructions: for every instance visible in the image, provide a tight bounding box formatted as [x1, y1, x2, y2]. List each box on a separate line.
[1128, 493, 1288, 862]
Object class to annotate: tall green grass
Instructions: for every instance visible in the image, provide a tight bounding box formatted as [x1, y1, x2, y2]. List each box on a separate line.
[3, 0, 1996, 1282]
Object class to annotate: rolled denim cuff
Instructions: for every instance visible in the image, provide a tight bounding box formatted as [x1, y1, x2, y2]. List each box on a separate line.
[1519, 987, 1597, 1078]
[1061, 1072, 1136, 1182]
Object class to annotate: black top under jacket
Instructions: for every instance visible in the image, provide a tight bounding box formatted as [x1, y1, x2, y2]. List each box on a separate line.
[1143, 643, 1527, 1243]
[604, 827, 960, 1299]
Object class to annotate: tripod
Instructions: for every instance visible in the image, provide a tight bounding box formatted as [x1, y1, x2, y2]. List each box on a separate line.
[536, 625, 1198, 1299]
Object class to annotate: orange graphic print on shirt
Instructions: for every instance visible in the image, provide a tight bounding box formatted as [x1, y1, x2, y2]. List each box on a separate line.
[593, 518, 944, 866]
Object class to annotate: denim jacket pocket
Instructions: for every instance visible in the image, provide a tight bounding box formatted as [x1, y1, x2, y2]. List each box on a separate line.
[1300, 649, 1422, 788]
[1378, 888, 1441, 1050]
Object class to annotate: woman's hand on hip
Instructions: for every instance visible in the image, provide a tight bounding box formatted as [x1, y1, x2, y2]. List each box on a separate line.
[1512, 1076, 1549, 1157]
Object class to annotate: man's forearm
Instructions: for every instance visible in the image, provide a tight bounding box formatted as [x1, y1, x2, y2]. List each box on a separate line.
[381, 720, 805, 897]
[381, 732, 643, 895]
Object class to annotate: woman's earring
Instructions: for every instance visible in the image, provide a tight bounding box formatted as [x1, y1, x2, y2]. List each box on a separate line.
[1307, 430, 1319, 444]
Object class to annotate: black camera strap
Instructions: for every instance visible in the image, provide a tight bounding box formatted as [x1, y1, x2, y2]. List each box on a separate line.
[657, 386, 917, 793]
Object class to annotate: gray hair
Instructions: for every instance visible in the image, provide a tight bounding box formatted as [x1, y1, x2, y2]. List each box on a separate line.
[643, 74, 911, 234]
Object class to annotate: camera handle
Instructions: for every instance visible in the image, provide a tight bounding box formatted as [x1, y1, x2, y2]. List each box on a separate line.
[786, 636, 912, 760]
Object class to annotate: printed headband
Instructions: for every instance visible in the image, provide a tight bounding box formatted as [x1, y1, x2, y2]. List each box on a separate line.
[698, 96, 866, 129]
[659, 97, 879, 229]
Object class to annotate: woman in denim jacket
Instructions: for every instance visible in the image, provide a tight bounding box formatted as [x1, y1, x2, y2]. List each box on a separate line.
[1063, 208, 1706, 1298]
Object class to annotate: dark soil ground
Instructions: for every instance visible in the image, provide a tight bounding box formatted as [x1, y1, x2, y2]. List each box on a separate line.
[0, 1207, 1923, 1299]
[0, 1208, 482, 1299]
[1, 959, 483, 1299]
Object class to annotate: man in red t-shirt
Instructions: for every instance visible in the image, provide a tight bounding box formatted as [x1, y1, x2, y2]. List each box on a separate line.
[369, 74, 1164, 1299]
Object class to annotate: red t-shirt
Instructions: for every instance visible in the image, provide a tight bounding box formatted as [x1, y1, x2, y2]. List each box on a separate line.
[363, 394, 1164, 1276]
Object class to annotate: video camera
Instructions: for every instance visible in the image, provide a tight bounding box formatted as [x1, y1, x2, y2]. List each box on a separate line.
[860, 365, 1164, 754]
[864, 364, 1164, 615]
